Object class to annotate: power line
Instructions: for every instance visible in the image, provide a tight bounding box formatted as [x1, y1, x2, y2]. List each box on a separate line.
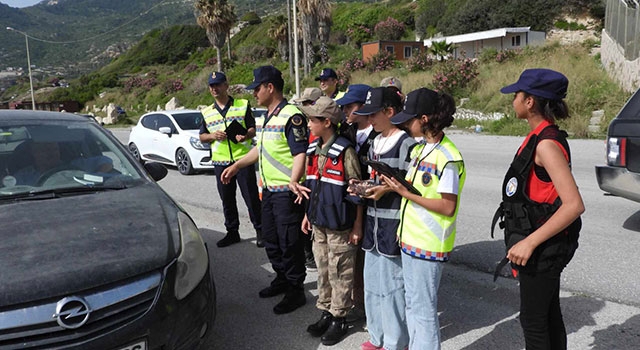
[18, 0, 179, 44]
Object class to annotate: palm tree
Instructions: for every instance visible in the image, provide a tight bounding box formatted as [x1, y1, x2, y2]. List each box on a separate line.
[195, 0, 237, 72]
[297, 0, 331, 76]
[429, 40, 455, 61]
[268, 15, 289, 62]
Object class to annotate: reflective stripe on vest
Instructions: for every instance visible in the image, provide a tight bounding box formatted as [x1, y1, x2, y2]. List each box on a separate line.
[256, 104, 306, 191]
[202, 99, 252, 165]
[398, 136, 465, 261]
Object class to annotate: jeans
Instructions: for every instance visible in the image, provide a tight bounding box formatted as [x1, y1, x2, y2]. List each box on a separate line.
[364, 250, 408, 350]
[401, 253, 444, 350]
[519, 269, 567, 350]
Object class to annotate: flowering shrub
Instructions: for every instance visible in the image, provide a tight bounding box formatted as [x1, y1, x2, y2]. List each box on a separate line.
[495, 49, 520, 63]
[374, 17, 405, 41]
[346, 24, 372, 47]
[162, 78, 184, 95]
[406, 50, 434, 72]
[336, 69, 351, 91]
[432, 57, 478, 96]
[183, 63, 199, 73]
[343, 55, 366, 72]
[123, 76, 157, 93]
[367, 50, 395, 72]
[205, 57, 217, 66]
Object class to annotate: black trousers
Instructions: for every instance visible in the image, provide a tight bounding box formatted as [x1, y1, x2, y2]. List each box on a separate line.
[213, 163, 261, 233]
[261, 190, 306, 287]
[519, 269, 567, 350]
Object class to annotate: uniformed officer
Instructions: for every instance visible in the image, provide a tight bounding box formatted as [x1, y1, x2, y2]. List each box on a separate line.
[221, 65, 309, 315]
[199, 71, 263, 248]
[316, 68, 345, 100]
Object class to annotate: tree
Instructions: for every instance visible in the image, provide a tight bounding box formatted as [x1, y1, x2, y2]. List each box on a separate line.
[268, 15, 290, 62]
[428, 40, 455, 61]
[298, 0, 332, 76]
[194, 0, 237, 72]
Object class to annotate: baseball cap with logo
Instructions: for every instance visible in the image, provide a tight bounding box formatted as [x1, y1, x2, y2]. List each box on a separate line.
[293, 87, 323, 104]
[208, 71, 227, 85]
[500, 68, 568, 100]
[391, 88, 439, 125]
[353, 87, 401, 116]
[246, 65, 284, 90]
[298, 96, 344, 125]
[315, 68, 338, 81]
[380, 76, 403, 92]
[335, 84, 371, 106]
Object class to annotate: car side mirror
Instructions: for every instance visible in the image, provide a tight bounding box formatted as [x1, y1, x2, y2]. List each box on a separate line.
[159, 127, 172, 136]
[144, 162, 168, 181]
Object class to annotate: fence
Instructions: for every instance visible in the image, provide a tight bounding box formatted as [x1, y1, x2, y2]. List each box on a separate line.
[606, 0, 640, 60]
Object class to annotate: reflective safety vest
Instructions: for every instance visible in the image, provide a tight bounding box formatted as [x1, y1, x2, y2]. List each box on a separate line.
[256, 104, 306, 191]
[332, 91, 346, 101]
[398, 136, 465, 262]
[304, 136, 357, 230]
[202, 99, 252, 165]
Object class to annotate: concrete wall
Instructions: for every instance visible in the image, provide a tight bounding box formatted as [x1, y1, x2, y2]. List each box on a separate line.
[601, 29, 640, 92]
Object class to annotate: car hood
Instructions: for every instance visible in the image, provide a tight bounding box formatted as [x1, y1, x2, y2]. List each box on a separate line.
[0, 183, 181, 306]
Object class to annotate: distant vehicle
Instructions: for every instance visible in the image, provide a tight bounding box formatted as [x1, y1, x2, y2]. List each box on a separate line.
[595, 88, 640, 203]
[251, 107, 267, 119]
[116, 106, 126, 117]
[0, 110, 215, 349]
[128, 110, 214, 175]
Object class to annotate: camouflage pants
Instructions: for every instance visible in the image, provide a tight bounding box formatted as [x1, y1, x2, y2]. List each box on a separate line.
[312, 225, 357, 318]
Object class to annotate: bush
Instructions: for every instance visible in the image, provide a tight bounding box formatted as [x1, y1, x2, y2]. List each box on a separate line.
[162, 79, 184, 95]
[346, 24, 372, 47]
[367, 50, 396, 73]
[236, 45, 275, 63]
[343, 54, 366, 72]
[374, 17, 405, 41]
[123, 75, 157, 93]
[495, 49, 520, 63]
[478, 47, 498, 64]
[241, 11, 261, 25]
[405, 50, 434, 72]
[183, 63, 199, 73]
[432, 57, 478, 96]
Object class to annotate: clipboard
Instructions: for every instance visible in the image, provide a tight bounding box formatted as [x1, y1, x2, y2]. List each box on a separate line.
[224, 120, 247, 144]
[366, 159, 421, 196]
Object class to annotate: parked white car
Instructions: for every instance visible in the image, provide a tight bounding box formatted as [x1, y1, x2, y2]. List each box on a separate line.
[128, 110, 213, 175]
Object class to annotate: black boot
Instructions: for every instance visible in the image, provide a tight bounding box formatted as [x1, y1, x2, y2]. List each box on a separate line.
[256, 229, 264, 248]
[258, 279, 288, 298]
[307, 311, 333, 337]
[273, 286, 306, 314]
[320, 317, 348, 346]
[216, 230, 240, 248]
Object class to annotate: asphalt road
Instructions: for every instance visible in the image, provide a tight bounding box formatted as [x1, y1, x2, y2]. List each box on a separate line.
[113, 128, 640, 349]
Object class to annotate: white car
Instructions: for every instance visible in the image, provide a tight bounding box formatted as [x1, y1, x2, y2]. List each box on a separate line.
[128, 110, 213, 175]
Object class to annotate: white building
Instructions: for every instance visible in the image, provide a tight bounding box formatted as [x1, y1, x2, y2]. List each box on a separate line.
[423, 27, 546, 58]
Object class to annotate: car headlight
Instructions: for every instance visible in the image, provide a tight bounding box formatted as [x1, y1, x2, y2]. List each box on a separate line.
[190, 137, 210, 150]
[175, 211, 209, 300]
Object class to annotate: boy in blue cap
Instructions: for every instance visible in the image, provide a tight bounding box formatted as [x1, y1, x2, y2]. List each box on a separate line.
[199, 71, 262, 248]
[221, 65, 309, 315]
[316, 68, 345, 100]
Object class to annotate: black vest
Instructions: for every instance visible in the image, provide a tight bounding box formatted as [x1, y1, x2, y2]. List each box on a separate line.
[492, 125, 580, 276]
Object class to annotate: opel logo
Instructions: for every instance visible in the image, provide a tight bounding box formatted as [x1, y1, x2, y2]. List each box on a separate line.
[52, 296, 91, 329]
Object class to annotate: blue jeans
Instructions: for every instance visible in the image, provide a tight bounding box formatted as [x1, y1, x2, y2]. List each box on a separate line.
[364, 250, 408, 350]
[402, 253, 443, 350]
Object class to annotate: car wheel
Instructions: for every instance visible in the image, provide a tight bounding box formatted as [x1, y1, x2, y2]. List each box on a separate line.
[176, 148, 194, 175]
[128, 143, 144, 164]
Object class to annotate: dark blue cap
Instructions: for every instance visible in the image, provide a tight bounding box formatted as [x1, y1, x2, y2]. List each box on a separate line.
[353, 87, 401, 115]
[500, 68, 568, 100]
[335, 84, 371, 106]
[246, 65, 283, 90]
[315, 68, 338, 81]
[208, 71, 227, 85]
[391, 88, 439, 125]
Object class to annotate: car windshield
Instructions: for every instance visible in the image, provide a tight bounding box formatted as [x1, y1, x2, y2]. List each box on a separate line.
[0, 120, 143, 198]
[172, 112, 204, 130]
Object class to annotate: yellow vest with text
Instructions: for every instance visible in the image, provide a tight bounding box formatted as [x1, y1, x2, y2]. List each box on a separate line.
[332, 91, 345, 101]
[398, 136, 465, 261]
[256, 104, 306, 192]
[202, 99, 252, 165]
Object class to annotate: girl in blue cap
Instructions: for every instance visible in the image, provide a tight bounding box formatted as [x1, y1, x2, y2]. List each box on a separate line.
[497, 68, 585, 349]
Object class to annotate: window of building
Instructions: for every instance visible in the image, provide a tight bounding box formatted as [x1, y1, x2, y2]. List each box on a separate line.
[385, 45, 394, 54]
[404, 46, 413, 58]
[512, 35, 521, 46]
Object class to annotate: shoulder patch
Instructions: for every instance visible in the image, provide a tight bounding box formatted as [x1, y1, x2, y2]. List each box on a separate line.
[291, 115, 304, 126]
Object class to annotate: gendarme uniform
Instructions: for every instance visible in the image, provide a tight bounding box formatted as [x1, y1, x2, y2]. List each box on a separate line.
[202, 98, 252, 165]
[397, 136, 466, 261]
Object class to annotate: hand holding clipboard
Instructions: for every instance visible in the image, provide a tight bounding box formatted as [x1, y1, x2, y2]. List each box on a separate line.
[224, 120, 248, 144]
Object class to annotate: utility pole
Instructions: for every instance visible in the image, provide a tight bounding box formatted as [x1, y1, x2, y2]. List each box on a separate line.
[7, 27, 36, 110]
[292, 0, 300, 97]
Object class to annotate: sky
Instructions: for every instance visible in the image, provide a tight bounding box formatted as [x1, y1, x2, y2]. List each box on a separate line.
[1, 0, 42, 8]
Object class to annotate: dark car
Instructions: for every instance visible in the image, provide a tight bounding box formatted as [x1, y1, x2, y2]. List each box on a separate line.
[595, 88, 640, 203]
[0, 110, 215, 349]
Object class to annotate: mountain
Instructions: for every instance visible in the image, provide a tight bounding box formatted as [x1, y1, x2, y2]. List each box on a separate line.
[0, 0, 198, 76]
